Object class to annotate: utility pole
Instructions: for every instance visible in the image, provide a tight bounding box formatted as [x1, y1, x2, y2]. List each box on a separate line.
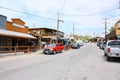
[73, 21, 74, 39]
[119, 0, 120, 9]
[94, 32, 95, 38]
[56, 11, 64, 43]
[103, 18, 108, 38]
[56, 11, 59, 43]
[94, 32, 96, 42]
[98, 31, 99, 37]
[33, 23, 35, 28]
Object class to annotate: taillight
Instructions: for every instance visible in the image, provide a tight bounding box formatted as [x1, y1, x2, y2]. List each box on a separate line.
[108, 48, 110, 53]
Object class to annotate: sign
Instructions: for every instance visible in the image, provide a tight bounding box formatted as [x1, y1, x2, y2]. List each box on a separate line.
[13, 23, 25, 28]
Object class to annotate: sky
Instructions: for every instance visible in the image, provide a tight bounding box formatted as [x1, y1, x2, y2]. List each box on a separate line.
[0, 0, 120, 37]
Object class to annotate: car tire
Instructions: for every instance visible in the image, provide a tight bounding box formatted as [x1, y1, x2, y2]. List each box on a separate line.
[104, 53, 107, 56]
[60, 50, 63, 53]
[53, 51, 56, 55]
[107, 56, 111, 61]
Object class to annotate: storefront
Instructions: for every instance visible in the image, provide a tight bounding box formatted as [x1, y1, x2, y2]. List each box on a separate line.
[0, 15, 37, 53]
[0, 29, 36, 52]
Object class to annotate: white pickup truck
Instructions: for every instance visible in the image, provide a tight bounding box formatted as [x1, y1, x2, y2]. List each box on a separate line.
[104, 40, 120, 61]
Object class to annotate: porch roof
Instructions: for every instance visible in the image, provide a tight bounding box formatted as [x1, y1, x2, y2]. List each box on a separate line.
[0, 29, 36, 39]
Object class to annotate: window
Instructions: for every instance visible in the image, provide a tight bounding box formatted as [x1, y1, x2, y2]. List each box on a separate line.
[38, 31, 41, 34]
[108, 41, 120, 46]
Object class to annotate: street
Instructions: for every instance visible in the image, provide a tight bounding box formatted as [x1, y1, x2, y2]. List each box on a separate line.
[0, 43, 120, 80]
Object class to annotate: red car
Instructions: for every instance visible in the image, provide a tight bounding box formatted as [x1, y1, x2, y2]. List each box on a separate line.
[43, 43, 64, 54]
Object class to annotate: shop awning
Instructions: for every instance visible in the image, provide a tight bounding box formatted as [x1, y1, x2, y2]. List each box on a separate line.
[0, 29, 36, 39]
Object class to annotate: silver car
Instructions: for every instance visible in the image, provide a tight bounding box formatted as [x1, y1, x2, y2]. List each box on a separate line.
[104, 40, 120, 61]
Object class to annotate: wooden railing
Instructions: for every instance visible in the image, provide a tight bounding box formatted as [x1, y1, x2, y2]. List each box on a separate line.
[0, 46, 39, 55]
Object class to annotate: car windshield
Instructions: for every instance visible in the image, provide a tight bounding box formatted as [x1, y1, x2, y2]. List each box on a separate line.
[108, 41, 120, 46]
[45, 44, 56, 47]
[103, 42, 106, 44]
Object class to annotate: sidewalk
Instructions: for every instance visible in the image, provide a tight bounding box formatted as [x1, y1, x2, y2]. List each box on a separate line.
[0, 50, 43, 59]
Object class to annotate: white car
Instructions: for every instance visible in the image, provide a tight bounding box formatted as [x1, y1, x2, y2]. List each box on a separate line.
[76, 40, 84, 46]
[104, 40, 120, 61]
[99, 42, 106, 50]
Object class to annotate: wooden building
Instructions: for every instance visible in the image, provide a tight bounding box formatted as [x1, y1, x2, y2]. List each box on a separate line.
[105, 20, 120, 40]
[0, 14, 36, 53]
[29, 28, 64, 45]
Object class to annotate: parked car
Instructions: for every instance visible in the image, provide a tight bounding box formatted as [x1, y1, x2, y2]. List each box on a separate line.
[76, 40, 84, 46]
[99, 42, 106, 50]
[104, 40, 120, 61]
[43, 43, 64, 54]
[71, 42, 80, 49]
[97, 41, 102, 47]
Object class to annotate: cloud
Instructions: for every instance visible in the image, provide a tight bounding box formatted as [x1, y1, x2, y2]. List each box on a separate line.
[0, 0, 119, 37]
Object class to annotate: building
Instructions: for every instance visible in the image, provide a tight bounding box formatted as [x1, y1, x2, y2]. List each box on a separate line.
[105, 20, 120, 40]
[0, 14, 36, 52]
[64, 34, 74, 40]
[29, 28, 64, 45]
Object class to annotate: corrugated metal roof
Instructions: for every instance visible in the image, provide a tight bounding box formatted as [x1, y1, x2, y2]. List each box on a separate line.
[0, 29, 36, 39]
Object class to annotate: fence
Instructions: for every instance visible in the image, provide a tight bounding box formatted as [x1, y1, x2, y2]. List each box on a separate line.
[0, 46, 39, 55]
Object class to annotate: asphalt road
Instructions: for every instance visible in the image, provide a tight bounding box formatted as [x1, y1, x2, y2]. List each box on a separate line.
[0, 43, 120, 80]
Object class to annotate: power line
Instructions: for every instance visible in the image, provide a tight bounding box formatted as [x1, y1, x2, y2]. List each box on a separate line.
[0, 5, 119, 26]
[0, 6, 57, 21]
[0, 5, 117, 19]
[62, 8, 117, 17]
[61, 0, 66, 15]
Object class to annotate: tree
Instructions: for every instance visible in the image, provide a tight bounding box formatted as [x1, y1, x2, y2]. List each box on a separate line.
[109, 26, 115, 32]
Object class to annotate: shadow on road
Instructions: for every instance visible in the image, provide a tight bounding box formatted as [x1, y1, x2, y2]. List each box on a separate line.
[102, 55, 120, 63]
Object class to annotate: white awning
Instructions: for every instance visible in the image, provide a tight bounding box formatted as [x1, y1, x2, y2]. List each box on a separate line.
[0, 29, 36, 39]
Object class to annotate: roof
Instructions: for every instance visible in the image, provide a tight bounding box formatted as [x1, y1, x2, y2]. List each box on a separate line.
[29, 27, 64, 33]
[29, 27, 54, 30]
[0, 14, 7, 18]
[12, 18, 25, 24]
[0, 29, 36, 39]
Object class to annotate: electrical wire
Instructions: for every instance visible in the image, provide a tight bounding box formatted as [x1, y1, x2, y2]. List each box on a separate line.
[0, 6, 57, 21]
[0, 5, 119, 21]
[61, 0, 65, 15]
[62, 8, 117, 17]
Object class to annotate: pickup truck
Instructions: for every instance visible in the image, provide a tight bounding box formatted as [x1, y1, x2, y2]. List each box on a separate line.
[43, 43, 64, 54]
[104, 40, 120, 61]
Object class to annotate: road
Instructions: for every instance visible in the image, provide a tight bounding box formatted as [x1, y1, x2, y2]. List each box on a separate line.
[0, 43, 120, 80]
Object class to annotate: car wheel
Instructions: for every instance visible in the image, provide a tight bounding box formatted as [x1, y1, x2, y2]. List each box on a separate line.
[76, 47, 78, 49]
[107, 56, 111, 61]
[60, 50, 63, 53]
[53, 51, 56, 55]
[104, 53, 107, 56]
